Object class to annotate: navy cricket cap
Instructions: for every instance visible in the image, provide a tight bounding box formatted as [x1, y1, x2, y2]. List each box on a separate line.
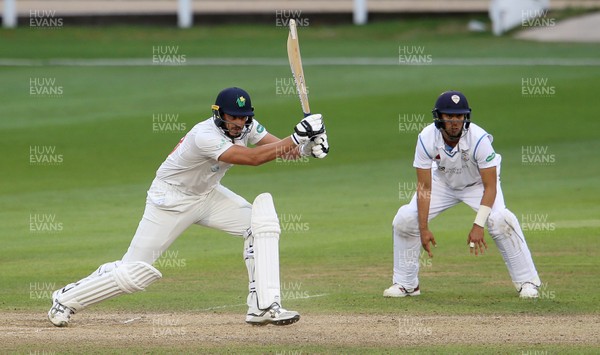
[433, 90, 471, 115]
[214, 87, 255, 117]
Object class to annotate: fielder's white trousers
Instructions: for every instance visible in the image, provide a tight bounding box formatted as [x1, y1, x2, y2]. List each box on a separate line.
[122, 178, 252, 264]
[392, 171, 540, 291]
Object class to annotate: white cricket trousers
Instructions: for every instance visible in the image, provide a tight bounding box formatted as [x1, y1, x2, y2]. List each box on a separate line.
[122, 178, 252, 263]
[53, 178, 253, 313]
[392, 171, 541, 291]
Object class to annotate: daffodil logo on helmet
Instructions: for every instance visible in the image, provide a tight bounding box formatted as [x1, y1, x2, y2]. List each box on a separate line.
[236, 96, 246, 108]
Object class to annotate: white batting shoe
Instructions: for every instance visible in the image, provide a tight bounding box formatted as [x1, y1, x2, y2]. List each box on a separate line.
[519, 282, 539, 299]
[246, 303, 300, 326]
[48, 290, 74, 327]
[383, 284, 421, 298]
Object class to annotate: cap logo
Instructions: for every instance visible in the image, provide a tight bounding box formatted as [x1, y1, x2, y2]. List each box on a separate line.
[451, 95, 460, 104]
[236, 96, 246, 108]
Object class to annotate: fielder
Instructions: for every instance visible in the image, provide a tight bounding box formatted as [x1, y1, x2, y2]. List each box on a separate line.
[384, 90, 541, 299]
[48, 87, 329, 327]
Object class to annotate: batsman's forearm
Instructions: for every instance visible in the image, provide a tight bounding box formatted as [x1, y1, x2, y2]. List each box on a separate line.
[260, 137, 298, 164]
[238, 137, 297, 166]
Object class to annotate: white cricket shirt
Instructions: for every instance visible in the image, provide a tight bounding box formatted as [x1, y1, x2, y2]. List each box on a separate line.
[156, 118, 268, 195]
[413, 123, 500, 190]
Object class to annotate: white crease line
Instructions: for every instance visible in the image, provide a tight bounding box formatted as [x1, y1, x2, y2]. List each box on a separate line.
[123, 317, 142, 324]
[198, 293, 329, 312]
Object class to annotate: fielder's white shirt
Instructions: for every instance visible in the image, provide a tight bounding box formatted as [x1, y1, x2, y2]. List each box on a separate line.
[156, 118, 268, 195]
[413, 123, 500, 190]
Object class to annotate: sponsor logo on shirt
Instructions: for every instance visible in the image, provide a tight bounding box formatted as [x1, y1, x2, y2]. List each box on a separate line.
[438, 166, 462, 175]
[216, 138, 227, 149]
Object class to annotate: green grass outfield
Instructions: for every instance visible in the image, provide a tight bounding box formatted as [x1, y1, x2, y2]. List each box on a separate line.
[1, 17, 600, 353]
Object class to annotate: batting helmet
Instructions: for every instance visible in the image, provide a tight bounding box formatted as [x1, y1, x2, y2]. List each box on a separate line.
[212, 87, 254, 139]
[432, 90, 472, 130]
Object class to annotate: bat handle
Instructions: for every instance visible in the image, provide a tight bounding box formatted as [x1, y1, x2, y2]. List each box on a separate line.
[303, 112, 311, 117]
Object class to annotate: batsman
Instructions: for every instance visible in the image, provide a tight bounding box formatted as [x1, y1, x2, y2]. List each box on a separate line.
[384, 90, 541, 299]
[48, 87, 329, 327]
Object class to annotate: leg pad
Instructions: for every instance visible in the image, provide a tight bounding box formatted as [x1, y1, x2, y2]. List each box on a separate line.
[57, 261, 162, 312]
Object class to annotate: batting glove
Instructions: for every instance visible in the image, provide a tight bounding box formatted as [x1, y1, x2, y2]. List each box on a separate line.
[298, 134, 329, 158]
[310, 133, 329, 159]
[298, 140, 313, 157]
[291, 114, 325, 145]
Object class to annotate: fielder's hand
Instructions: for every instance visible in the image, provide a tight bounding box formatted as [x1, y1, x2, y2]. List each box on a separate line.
[291, 114, 325, 145]
[420, 229, 437, 258]
[468, 225, 488, 256]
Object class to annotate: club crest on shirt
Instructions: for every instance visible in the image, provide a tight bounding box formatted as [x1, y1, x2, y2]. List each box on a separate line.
[461, 150, 470, 162]
[210, 164, 220, 172]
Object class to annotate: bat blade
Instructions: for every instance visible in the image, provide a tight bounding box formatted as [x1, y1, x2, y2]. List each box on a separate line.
[286, 19, 311, 116]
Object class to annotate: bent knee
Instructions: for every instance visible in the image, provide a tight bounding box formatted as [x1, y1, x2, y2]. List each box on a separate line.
[393, 205, 419, 236]
[487, 209, 519, 238]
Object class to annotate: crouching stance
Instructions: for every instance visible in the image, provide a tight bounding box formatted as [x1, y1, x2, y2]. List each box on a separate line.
[383, 91, 540, 299]
[49, 87, 329, 327]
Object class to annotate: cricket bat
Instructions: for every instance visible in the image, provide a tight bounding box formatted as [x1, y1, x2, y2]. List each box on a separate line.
[287, 19, 311, 117]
